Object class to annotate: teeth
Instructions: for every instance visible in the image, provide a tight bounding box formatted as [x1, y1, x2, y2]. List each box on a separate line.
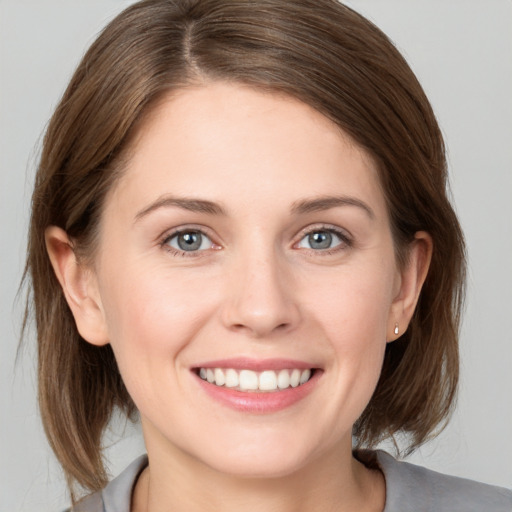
[197, 367, 314, 392]
[225, 369, 239, 388]
[214, 368, 225, 386]
[299, 368, 311, 385]
[290, 369, 301, 388]
[277, 369, 290, 389]
[259, 370, 277, 391]
[239, 370, 259, 390]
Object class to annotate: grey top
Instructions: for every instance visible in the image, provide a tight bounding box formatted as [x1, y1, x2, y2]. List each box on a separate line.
[70, 451, 512, 512]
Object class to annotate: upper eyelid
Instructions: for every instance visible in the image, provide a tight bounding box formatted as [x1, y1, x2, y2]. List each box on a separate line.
[295, 223, 352, 241]
[165, 230, 213, 244]
[160, 224, 217, 243]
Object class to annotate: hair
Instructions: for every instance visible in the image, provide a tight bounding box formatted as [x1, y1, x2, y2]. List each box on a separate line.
[24, 0, 465, 499]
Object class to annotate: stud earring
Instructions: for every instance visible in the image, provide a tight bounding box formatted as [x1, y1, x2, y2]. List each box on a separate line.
[394, 323, 399, 336]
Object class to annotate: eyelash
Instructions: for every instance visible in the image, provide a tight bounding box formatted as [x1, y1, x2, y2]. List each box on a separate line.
[159, 224, 352, 258]
[294, 225, 352, 255]
[160, 227, 217, 258]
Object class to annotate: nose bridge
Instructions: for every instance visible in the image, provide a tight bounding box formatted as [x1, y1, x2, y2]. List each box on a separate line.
[222, 234, 300, 337]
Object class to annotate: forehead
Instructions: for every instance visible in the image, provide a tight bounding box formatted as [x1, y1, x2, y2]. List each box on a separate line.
[107, 81, 386, 219]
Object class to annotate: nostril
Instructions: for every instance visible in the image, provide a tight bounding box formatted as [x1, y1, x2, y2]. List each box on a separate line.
[221, 290, 301, 337]
[230, 321, 292, 336]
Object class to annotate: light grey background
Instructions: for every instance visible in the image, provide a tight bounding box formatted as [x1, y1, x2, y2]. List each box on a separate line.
[1, 1, 511, 510]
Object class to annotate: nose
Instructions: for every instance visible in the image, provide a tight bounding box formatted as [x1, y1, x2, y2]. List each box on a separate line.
[220, 250, 301, 338]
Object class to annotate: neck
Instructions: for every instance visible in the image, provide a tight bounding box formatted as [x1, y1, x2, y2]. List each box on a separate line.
[132, 439, 385, 512]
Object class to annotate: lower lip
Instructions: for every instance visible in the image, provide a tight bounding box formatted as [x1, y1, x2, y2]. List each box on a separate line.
[194, 370, 321, 413]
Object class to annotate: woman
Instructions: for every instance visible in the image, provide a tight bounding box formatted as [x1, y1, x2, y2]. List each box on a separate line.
[23, 0, 512, 511]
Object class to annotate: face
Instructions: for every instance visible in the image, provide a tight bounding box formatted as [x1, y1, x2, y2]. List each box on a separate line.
[84, 83, 407, 477]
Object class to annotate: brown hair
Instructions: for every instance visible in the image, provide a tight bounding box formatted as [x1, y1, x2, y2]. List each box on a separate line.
[24, 0, 465, 498]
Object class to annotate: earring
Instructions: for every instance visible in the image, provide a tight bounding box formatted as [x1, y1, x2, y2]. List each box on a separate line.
[394, 323, 399, 336]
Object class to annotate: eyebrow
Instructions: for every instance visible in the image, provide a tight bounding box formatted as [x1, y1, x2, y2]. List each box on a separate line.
[134, 195, 227, 222]
[291, 195, 375, 219]
[134, 193, 374, 222]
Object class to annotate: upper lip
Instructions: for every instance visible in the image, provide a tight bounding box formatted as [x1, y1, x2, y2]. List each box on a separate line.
[192, 357, 318, 371]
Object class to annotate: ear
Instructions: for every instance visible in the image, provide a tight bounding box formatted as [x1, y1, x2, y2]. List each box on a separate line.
[388, 231, 433, 341]
[45, 226, 109, 346]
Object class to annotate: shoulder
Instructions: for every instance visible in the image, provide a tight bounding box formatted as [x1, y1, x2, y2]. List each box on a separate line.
[64, 455, 148, 512]
[371, 450, 512, 512]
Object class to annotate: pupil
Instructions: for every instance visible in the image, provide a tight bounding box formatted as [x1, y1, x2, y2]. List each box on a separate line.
[309, 231, 332, 249]
[178, 232, 202, 251]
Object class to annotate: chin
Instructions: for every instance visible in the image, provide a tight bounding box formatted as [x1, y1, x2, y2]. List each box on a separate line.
[185, 425, 328, 480]
[202, 448, 312, 479]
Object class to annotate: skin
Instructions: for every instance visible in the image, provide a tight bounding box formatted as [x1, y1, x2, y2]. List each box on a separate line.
[46, 82, 431, 512]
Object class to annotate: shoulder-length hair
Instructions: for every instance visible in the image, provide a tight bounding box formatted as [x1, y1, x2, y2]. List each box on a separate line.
[24, 0, 465, 498]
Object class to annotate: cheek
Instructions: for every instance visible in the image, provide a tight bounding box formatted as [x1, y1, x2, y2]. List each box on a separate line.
[308, 262, 395, 345]
[303, 260, 394, 409]
[98, 267, 214, 386]
[320, 288, 389, 387]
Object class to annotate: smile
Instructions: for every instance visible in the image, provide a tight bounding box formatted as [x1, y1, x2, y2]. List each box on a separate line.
[192, 358, 321, 413]
[197, 367, 313, 392]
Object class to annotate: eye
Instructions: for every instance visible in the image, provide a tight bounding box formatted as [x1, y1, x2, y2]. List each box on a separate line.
[166, 230, 213, 252]
[296, 228, 347, 251]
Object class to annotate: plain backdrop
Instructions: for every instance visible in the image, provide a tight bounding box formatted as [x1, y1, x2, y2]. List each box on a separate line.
[1, 1, 511, 510]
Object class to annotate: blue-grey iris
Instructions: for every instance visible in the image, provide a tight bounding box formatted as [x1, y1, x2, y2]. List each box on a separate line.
[177, 232, 202, 251]
[309, 231, 332, 249]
